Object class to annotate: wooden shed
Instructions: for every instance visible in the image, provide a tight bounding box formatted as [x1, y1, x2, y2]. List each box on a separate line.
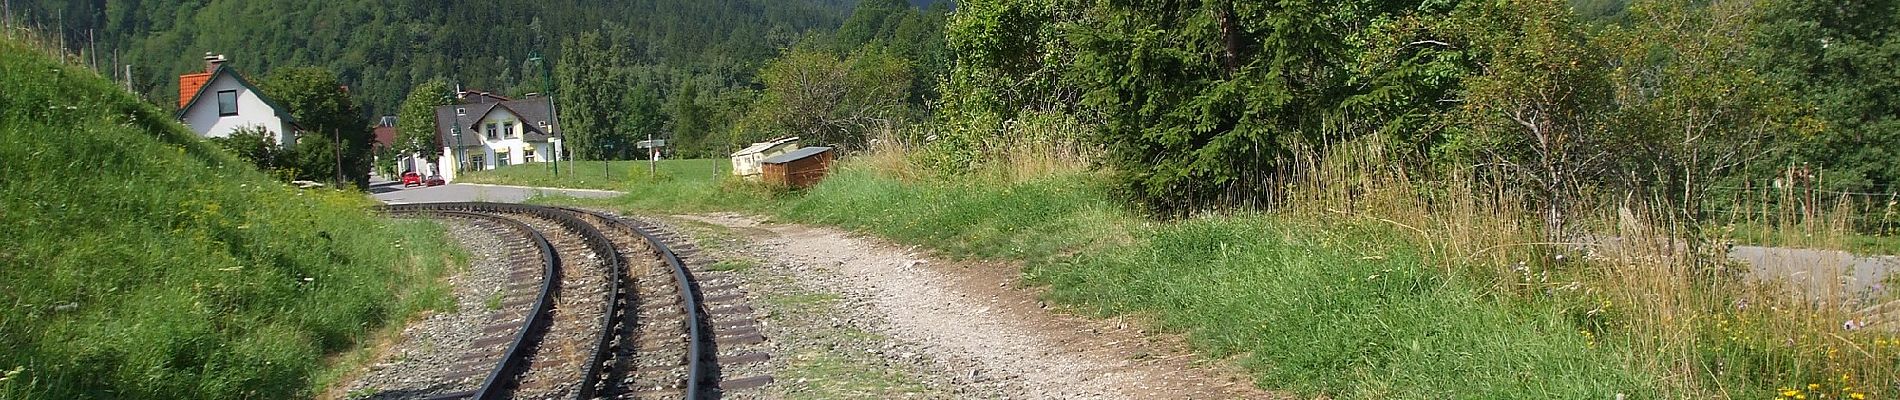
[760, 146, 836, 189]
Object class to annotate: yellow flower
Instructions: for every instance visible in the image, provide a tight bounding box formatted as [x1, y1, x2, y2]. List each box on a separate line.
[1796, 394, 1807, 400]
[1784, 389, 1803, 397]
[1850, 393, 1865, 400]
[1810, 384, 1823, 390]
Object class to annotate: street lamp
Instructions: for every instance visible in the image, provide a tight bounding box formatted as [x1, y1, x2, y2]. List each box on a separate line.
[528, 54, 559, 176]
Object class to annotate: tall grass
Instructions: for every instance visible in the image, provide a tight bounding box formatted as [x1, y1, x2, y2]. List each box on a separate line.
[1273, 134, 1898, 398]
[0, 37, 460, 399]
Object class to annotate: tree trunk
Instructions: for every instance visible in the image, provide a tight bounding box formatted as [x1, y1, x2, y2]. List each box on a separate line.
[1216, 1, 1241, 76]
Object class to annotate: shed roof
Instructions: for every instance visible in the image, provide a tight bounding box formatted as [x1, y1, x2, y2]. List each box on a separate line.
[761, 146, 834, 164]
[731, 136, 800, 157]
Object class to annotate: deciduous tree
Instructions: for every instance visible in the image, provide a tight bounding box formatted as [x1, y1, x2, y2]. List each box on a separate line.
[395, 77, 452, 168]
[258, 66, 372, 187]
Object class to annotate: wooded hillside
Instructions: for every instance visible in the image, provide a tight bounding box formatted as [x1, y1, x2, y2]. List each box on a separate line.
[6, 0, 855, 115]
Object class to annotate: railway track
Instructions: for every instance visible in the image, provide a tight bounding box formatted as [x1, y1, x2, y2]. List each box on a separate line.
[379, 203, 749, 400]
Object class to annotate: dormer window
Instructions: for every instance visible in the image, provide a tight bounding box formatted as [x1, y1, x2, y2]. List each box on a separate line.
[216, 90, 238, 116]
[538, 121, 548, 128]
[456, 108, 466, 116]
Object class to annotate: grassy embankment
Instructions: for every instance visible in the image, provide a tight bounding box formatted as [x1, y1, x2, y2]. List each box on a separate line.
[0, 38, 461, 398]
[467, 147, 1895, 397]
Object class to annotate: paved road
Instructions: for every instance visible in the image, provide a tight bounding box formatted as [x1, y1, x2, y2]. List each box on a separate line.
[368, 179, 623, 204]
[1731, 245, 1899, 301]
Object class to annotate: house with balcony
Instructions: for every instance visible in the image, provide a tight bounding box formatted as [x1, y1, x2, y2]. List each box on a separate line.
[432, 94, 562, 182]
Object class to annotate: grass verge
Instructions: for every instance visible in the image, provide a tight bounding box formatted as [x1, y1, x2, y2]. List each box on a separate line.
[523, 161, 1653, 397]
[0, 38, 460, 399]
[515, 154, 1894, 398]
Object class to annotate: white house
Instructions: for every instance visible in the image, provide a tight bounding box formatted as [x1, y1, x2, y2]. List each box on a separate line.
[433, 95, 562, 182]
[175, 53, 298, 146]
[729, 136, 800, 179]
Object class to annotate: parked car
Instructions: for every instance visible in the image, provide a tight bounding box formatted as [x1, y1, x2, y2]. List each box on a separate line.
[400, 171, 422, 187]
[424, 175, 446, 187]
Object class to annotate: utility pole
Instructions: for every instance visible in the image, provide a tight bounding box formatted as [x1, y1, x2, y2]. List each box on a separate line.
[333, 128, 344, 186]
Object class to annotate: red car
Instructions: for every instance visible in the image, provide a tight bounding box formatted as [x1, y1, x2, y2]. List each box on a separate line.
[424, 175, 446, 187]
[400, 171, 423, 187]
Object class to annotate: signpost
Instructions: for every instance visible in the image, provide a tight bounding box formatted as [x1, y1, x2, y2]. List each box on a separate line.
[638, 135, 667, 177]
[603, 142, 613, 181]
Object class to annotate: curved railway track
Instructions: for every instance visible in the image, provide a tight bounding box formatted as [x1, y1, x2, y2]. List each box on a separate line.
[380, 203, 719, 400]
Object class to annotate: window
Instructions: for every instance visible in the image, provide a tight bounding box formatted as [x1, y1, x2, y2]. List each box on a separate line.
[468, 154, 485, 171]
[216, 90, 238, 116]
[502, 122, 516, 139]
[455, 108, 466, 116]
[523, 147, 536, 162]
[496, 150, 511, 167]
[485, 123, 498, 140]
[538, 121, 549, 128]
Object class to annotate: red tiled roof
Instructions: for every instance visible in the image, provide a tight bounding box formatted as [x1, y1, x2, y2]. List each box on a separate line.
[178, 72, 213, 108]
[373, 126, 397, 147]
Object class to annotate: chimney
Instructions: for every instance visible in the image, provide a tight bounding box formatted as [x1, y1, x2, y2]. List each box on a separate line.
[203, 52, 227, 73]
[179, 52, 225, 108]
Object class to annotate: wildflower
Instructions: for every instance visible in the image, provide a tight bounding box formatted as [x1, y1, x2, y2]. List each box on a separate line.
[1850, 393, 1865, 400]
[1784, 388, 1802, 397]
[1809, 383, 1822, 390]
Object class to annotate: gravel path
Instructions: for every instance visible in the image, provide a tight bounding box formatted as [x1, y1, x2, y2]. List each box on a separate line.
[675, 213, 1275, 400]
[335, 219, 516, 399]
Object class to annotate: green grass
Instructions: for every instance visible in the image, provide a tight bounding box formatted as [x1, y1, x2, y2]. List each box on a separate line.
[0, 38, 459, 399]
[459, 159, 730, 191]
[1031, 217, 1646, 398]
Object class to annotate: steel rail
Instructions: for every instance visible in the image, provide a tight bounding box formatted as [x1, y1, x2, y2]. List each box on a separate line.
[563, 207, 713, 400]
[383, 206, 558, 400]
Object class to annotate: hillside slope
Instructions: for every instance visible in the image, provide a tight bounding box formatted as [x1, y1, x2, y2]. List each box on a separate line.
[0, 38, 458, 399]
